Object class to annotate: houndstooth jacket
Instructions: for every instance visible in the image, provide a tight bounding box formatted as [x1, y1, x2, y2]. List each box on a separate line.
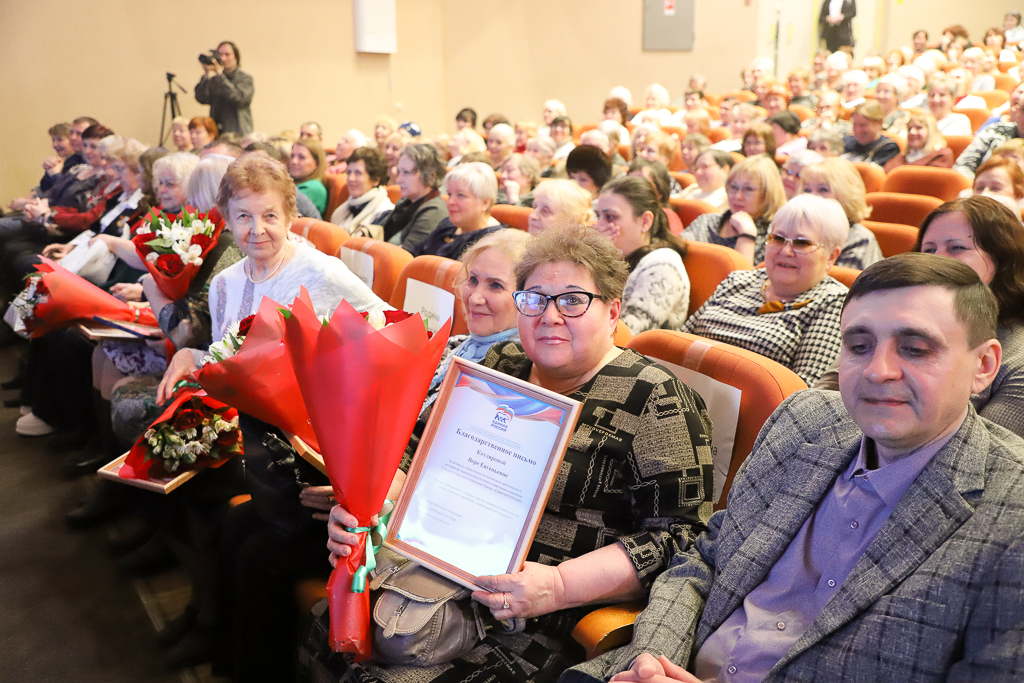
[563, 390, 1024, 682]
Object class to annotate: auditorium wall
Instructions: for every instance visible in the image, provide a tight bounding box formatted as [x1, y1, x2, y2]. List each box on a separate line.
[0, 0, 1015, 205]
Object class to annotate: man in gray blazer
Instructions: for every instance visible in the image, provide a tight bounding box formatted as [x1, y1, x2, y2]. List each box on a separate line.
[563, 253, 1024, 682]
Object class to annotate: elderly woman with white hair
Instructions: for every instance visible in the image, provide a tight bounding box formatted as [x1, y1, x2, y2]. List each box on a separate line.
[526, 135, 558, 178]
[487, 123, 516, 168]
[682, 193, 850, 386]
[800, 90, 851, 138]
[961, 47, 996, 92]
[875, 73, 911, 139]
[538, 99, 566, 138]
[927, 76, 974, 137]
[839, 69, 868, 109]
[326, 129, 367, 176]
[498, 153, 541, 207]
[897, 64, 928, 109]
[446, 127, 486, 168]
[412, 162, 508, 260]
[527, 178, 595, 235]
[631, 83, 674, 126]
[780, 149, 825, 199]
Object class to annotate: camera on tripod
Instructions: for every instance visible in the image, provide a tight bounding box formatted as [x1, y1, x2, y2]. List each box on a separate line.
[198, 49, 221, 66]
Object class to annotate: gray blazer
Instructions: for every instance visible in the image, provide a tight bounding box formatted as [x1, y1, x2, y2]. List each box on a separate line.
[564, 390, 1024, 682]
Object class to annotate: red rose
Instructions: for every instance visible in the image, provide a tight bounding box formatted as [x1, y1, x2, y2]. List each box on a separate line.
[216, 429, 240, 446]
[132, 233, 154, 257]
[34, 279, 49, 296]
[383, 310, 415, 325]
[173, 409, 205, 432]
[190, 233, 214, 252]
[155, 253, 185, 276]
[237, 314, 255, 337]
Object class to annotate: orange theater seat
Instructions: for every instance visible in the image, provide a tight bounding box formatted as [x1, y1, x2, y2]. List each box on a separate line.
[945, 135, 974, 160]
[975, 90, 1010, 109]
[829, 265, 861, 288]
[862, 220, 919, 257]
[386, 184, 402, 204]
[707, 128, 731, 144]
[865, 192, 943, 227]
[323, 174, 349, 220]
[389, 255, 468, 336]
[992, 74, 1019, 93]
[790, 105, 815, 122]
[852, 162, 886, 194]
[336, 237, 413, 301]
[881, 166, 971, 201]
[613, 320, 632, 347]
[681, 240, 752, 315]
[617, 144, 633, 162]
[670, 172, 695, 190]
[290, 218, 349, 255]
[957, 108, 992, 133]
[670, 197, 716, 228]
[490, 204, 531, 231]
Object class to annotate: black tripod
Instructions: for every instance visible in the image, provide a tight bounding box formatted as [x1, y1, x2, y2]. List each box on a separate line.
[159, 72, 188, 147]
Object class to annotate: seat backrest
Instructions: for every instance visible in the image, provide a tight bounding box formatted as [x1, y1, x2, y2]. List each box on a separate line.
[865, 192, 942, 227]
[881, 166, 971, 201]
[670, 172, 695, 190]
[829, 265, 861, 288]
[613, 320, 632, 347]
[490, 204, 531, 231]
[323, 174, 349, 220]
[852, 161, 886, 194]
[992, 74, 1019, 93]
[975, 90, 1010, 108]
[290, 218, 349, 255]
[626, 330, 806, 507]
[731, 90, 758, 103]
[336, 236, 413, 302]
[707, 127, 730, 143]
[681, 240, 752, 315]
[385, 185, 402, 204]
[958, 107, 992, 133]
[617, 144, 632, 162]
[862, 220, 919, 257]
[790, 105, 815, 122]
[945, 135, 974, 160]
[670, 197, 717, 228]
[388, 255, 468, 335]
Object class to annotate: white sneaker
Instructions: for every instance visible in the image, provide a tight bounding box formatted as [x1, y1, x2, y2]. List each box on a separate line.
[16, 411, 56, 437]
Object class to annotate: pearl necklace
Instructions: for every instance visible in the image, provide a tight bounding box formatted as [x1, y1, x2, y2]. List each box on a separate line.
[246, 243, 291, 284]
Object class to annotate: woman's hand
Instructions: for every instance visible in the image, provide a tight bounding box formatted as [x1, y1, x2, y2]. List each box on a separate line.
[472, 561, 566, 620]
[42, 243, 73, 260]
[326, 504, 379, 568]
[300, 485, 337, 521]
[610, 654, 700, 683]
[23, 199, 49, 223]
[726, 211, 757, 239]
[503, 179, 521, 204]
[156, 348, 199, 404]
[110, 282, 144, 302]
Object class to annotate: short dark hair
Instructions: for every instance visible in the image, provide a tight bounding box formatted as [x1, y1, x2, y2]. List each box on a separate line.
[206, 138, 243, 157]
[73, 116, 100, 127]
[702, 149, 737, 171]
[627, 157, 671, 206]
[551, 115, 574, 134]
[48, 123, 71, 138]
[244, 142, 285, 163]
[566, 144, 612, 190]
[482, 113, 510, 130]
[81, 124, 113, 140]
[456, 108, 477, 127]
[914, 29, 929, 40]
[218, 40, 241, 66]
[399, 143, 447, 190]
[768, 111, 801, 136]
[743, 123, 777, 159]
[347, 147, 389, 187]
[916, 196, 1024, 326]
[844, 252, 998, 347]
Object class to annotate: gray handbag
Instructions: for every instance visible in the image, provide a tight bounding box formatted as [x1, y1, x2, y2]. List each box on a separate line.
[368, 548, 488, 666]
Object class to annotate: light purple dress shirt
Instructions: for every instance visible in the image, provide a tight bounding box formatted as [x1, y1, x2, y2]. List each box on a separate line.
[694, 425, 961, 683]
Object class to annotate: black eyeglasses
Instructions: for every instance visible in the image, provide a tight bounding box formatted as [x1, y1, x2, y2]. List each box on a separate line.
[764, 233, 825, 253]
[513, 290, 600, 317]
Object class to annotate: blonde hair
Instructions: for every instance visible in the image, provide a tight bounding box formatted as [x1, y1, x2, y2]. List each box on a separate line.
[801, 158, 871, 223]
[460, 229, 531, 283]
[906, 112, 946, 154]
[533, 179, 595, 225]
[727, 155, 787, 221]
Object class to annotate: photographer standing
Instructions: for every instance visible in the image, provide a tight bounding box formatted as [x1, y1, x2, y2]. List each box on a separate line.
[194, 41, 253, 135]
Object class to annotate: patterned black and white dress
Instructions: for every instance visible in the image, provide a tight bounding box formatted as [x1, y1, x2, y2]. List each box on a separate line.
[681, 269, 847, 386]
[301, 343, 715, 683]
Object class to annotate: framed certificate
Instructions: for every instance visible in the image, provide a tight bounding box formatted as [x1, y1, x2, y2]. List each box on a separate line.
[384, 357, 581, 592]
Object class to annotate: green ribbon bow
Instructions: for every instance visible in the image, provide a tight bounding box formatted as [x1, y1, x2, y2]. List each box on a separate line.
[346, 500, 394, 593]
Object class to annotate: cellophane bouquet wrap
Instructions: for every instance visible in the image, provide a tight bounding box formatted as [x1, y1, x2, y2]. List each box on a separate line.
[7, 257, 157, 338]
[281, 291, 451, 660]
[131, 206, 224, 299]
[194, 291, 321, 452]
[119, 383, 242, 481]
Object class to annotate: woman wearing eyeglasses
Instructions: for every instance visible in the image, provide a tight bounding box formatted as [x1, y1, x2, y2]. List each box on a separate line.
[682, 194, 849, 386]
[307, 223, 714, 683]
[683, 155, 787, 265]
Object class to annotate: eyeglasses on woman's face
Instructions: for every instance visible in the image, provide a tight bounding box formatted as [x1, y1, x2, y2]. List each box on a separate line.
[727, 181, 760, 196]
[765, 233, 825, 253]
[513, 290, 599, 317]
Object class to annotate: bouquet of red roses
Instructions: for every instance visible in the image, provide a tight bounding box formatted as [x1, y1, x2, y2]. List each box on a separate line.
[132, 206, 224, 299]
[119, 383, 242, 481]
[5, 257, 157, 338]
[281, 291, 451, 660]
[194, 291, 321, 452]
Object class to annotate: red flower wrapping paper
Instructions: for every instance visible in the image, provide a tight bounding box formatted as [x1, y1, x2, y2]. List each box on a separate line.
[282, 290, 451, 660]
[194, 291, 321, 452]
[24, 257, 158, 337]
[132, 206, 225, 300]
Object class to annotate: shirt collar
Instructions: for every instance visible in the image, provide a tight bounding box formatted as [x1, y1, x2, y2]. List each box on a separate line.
[845, 411, 966, 508]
